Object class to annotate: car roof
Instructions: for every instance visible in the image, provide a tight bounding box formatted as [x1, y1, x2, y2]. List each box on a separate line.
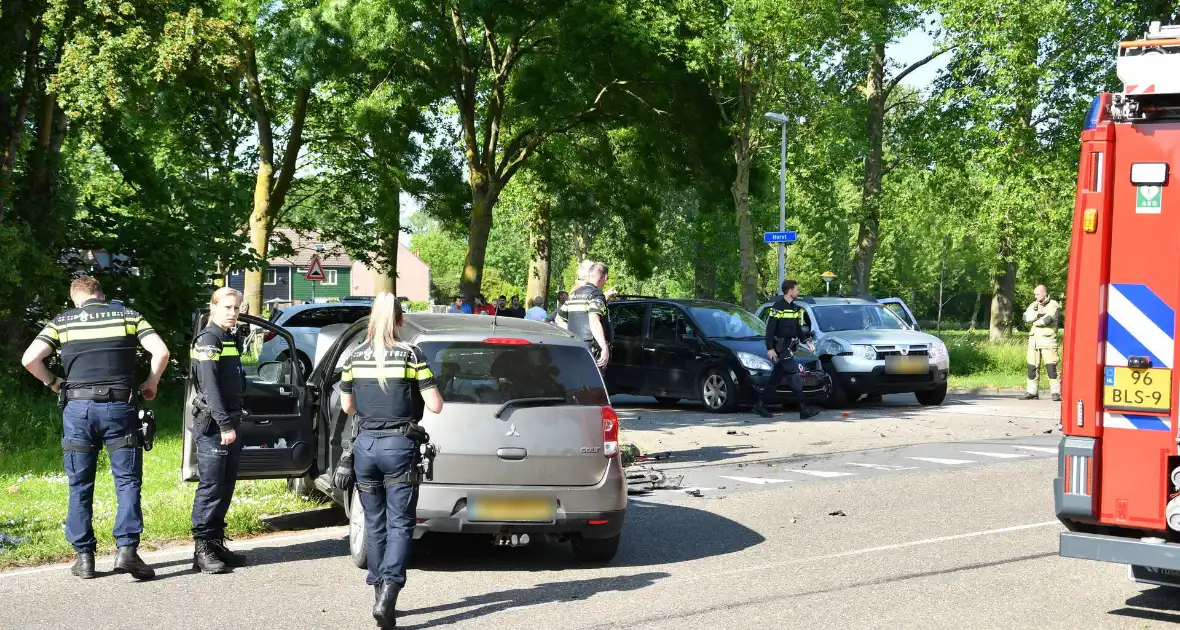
[400, 313, 586, 345]
[611, 297, 747, 310]
[276, 302, 371, 315]
[760, 296, 879, 307]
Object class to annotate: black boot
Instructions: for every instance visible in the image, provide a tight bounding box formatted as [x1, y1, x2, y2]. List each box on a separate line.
[208, 537, 247, 568]
[373, 580, 400, 628]
[71, 550, 96, 579]
[1021, 392, 1039, 400]
[752, 403, 773, 419]
[113, 545, 155, 580]
[1052, 393, 1061, 402]
[192, 539, 229, 574]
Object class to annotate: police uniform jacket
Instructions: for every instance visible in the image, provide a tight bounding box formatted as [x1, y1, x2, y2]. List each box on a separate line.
[36, 298, 157, 391]
[764, 298, 810, 357]
[192, 324, 246, 430]
[341, 342, 436, 432]
[557, 283, 609, 344]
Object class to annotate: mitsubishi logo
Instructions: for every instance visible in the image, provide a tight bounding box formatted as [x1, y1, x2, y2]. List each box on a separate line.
[506, 424, 520, 437]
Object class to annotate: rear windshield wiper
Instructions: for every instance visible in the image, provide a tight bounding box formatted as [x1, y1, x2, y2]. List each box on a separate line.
[494, 397, 567, 418]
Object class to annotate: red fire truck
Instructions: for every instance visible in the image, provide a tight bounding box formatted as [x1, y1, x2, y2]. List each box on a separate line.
[1056, 21, 1180, 586]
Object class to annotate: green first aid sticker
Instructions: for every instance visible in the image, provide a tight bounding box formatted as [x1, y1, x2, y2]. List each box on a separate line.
[1136, 185, 1162, 214]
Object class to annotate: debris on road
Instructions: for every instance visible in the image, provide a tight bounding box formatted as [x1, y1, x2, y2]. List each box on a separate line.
[828, 510, 847, 517]
[726, 429, 749, 436]
[625, 465, 684, 494]
[685, 489, 703, 497]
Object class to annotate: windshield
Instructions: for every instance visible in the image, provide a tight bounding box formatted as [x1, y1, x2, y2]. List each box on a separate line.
[813, 304, 907, 333]
[687, 305, 766, 339]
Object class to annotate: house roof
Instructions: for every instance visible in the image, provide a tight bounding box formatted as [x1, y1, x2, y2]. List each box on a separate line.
[269, 229, 353, 268]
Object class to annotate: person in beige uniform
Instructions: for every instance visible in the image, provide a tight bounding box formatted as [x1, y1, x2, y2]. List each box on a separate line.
[1023, 285, 1062, 401]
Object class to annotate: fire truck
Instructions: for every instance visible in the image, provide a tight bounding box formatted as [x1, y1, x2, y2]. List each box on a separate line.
[1056, 21, 1180, 586]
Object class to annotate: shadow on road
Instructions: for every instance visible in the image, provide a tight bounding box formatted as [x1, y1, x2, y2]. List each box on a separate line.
[145, 537, 348, 580]
[409, 499, 765, 573]
[398, 571, 670, 629]
[1109, 589, 1180, 625]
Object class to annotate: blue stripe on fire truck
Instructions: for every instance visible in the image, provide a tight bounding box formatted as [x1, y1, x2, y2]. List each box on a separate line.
[1103, 412, 1171, 432]
[1105, 283, 1175, 369]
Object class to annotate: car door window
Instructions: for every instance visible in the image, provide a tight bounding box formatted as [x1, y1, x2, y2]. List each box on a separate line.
[284, 306, 370, 328]
[609, 304, 646, 338]
[649, 305, 687, 341]
[882, 302, 913, 328]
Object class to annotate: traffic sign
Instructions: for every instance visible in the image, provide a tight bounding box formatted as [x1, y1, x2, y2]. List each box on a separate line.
[305, 255, 327, 281]
[763, 231, 797, 243]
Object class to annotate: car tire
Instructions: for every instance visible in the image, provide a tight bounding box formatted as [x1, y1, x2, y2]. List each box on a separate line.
[699, 369, 737, 413]
[822, 362, 851, 408]
[287, 472, 325, 501]
[915, 383, 948, 406]
[348, 488, 368, 569]
[654, 397, 680, 407]
[277, 350, 313, 379]
[571, 534, 620, 564]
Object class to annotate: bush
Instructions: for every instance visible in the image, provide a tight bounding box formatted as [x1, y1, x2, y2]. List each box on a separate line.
[937, 332, 1027, 376]
[404, 300, 431, 313]
[0, 374, 63, 454]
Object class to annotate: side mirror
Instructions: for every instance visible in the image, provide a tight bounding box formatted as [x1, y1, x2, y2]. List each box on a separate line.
[256, 360, 289, 384]
[800, 324, 812, 338]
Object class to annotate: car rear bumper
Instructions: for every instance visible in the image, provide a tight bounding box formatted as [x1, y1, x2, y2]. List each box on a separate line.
[412, 459, 627, 539]
[1059, 531, 1180, 571]
[832, 366, 948, 395]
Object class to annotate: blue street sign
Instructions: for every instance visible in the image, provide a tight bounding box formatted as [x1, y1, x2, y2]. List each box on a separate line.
[763, 231, 797, 244]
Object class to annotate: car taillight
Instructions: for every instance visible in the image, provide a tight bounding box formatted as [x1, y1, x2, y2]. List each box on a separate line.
[601, 407, 619, 457]
[263, 332, 276, 342]
[484, 337, 530, 345]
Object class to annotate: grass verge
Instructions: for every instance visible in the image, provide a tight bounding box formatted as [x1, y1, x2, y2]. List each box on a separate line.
[0, 379, 323, 569]
[935, 329, 1057, 391]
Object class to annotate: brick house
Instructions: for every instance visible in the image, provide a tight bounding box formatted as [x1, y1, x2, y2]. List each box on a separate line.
[226, 229, 432, 305]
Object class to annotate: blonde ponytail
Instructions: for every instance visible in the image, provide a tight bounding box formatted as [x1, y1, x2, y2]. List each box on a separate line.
[366, 293, 406, 392]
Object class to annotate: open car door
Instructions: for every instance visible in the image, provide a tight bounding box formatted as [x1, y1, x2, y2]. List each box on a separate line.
[879, 297, 920, 331]
[181, 311, 316, 481]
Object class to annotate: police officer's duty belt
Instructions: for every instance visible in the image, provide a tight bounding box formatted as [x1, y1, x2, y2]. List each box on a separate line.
[66, 386, 135, 402]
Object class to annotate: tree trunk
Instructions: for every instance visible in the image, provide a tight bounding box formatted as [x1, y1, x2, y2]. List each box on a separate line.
[375, 180, 400, 296]
[850, 42, 887, 295]
[526, 203, 551, 308]
[989, 255, 1016, 343]
[694, 225, 717, 300]
[459, 183, 499, 298]
[969, 291, 982, 331]
[732, 149, 759, 310]
[243, 161, 273, 314]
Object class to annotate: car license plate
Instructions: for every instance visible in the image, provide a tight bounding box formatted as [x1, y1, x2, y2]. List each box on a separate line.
[1104, 367, 1171, 413]
[468, 496, 555, 522]
[885, 356, 927, 375]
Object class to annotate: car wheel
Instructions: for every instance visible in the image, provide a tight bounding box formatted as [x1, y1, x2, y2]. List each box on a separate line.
[277, 350, 313, 379]
[286, 472, 325, 501]
[654, 397, 680, 407]
[915, 383, 948, 406]
[348, 489, 368, 569]
[571, 534, 620, 564]
[822, 362, 851, 408]
[699, 369, 737, 413]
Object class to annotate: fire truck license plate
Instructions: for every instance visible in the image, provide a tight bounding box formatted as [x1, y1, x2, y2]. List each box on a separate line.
[1103, 367, 1171, 413]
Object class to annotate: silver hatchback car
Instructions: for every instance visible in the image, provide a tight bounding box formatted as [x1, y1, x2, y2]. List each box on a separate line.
[191, 312, 628, 566]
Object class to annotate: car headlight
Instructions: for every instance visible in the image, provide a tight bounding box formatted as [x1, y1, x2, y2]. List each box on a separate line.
[818, 338, 846, 357]
[853, 344, 877, 361]
[929, 340, 948, 361]
[736, 351, 773, 372]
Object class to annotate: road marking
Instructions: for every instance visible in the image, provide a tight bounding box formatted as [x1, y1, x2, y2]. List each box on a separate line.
[0, 526, 350, 580]
[783, 469, 856, 478]
[907, 457, 976, 465]
[719, 475, 792, 485]
[960, 451, 1029, 459]
[1011, 445, 1058, 454]
[687, 520, 1062, 582]
[845, 463, 918, 471]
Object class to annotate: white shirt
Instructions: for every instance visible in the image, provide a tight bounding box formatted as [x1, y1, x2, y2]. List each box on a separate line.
[525, 306, 548, 321]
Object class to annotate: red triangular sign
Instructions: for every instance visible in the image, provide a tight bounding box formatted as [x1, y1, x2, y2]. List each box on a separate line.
[305, 255, 327, 281]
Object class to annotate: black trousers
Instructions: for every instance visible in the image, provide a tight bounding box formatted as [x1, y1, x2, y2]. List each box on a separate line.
[191, 423, 242, 540]
[760, 357, 805, 406]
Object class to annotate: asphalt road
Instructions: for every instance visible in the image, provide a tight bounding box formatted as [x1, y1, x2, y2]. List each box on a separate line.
[3, 396, 1177, 629]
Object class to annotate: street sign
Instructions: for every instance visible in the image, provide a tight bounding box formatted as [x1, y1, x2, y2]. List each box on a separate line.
[763, 231, 797, 244]
[305, 255, 327, 281]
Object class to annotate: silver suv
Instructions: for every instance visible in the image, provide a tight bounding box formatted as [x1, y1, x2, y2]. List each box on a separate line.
[187, 311, 629, 567]
[756, 296, 950, 406]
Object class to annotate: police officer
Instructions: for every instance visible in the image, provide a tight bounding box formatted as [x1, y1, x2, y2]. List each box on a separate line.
[21, 276, 170, 580]
[190, 287, 249, 573]
[754, 280, 820, 420]
[1023, 284, 1062, 401]
[556, 261, 611, 369]
[331, 293, 442, 629]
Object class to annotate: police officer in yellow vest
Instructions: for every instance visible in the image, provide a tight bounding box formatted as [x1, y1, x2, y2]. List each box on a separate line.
[1023, 285, 1062, 401]
[21, 276, 170, 580]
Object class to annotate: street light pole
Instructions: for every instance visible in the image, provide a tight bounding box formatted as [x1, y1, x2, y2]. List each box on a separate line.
[765, 111, 788, 294]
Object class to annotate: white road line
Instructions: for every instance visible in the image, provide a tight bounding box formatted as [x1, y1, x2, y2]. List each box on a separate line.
[719, 476, 792, 485]
[845, 463, 919, 471]
[0, 526, 350, 580]
[960, 451, 1029, 459]
[907, 457, 976, 465]
[688, 520, 1062, 582]
[1011, 445, 1058, 454]
[783, 469, 856, 478]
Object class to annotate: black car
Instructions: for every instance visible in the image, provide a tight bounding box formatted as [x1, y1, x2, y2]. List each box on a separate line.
[603, 297, 830, 412]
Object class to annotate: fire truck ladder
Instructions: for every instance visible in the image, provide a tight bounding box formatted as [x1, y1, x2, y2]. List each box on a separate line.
[1112, 22, 1180, 122]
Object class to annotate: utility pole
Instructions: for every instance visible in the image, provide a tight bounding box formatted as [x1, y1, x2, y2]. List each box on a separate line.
[765, 112, 789, 292]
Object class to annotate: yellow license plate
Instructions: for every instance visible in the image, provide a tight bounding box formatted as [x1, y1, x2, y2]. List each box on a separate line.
[1104, 367, 1172, 413]
[468, 496, 555, 522]
[885, 356, 928, 374]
